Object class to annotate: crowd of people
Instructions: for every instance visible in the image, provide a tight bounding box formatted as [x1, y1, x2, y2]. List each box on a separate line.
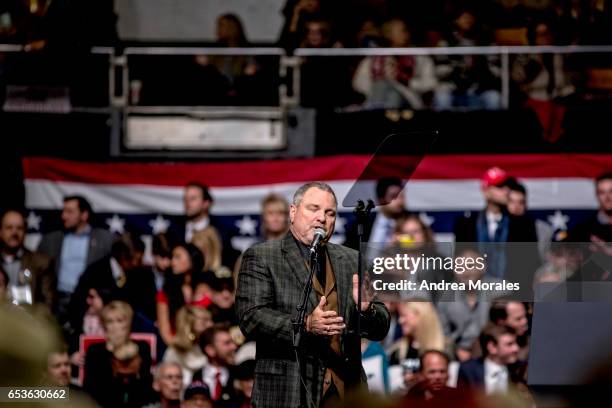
[0, 167, 610, 407]
[1, 0, 611, 112]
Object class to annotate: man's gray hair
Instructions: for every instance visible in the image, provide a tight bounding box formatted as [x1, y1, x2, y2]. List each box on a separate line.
[154, 361, 183, 381]
[292, 182, 337, 206]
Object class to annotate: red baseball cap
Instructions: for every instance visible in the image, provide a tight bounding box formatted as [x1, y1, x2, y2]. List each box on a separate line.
[482, 167, 509, 189]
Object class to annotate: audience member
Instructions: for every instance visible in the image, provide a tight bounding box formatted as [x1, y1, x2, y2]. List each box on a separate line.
[44, 347, 72, 387]
[433, 8, 501, 110]
[345, 177, 408, 256]
[506, 179, 553, 260]
[38, 195, 113, 323]
[260, 193, 290, 241]
[182, 183, 238, 268]
[151, 234, 172, 291]
[1, 209, 55, 308]
[181, 381, 213, 408]
[489, 300, 530, 361]
[457, 324, 521, 395]
[84, 301, 154, 407]
[208, 274, 238, 326]
[193, 324, 238, 406]
[232, 341, 255, 408]
[157, 243, 207, 346]
[353, 19, 436, 109]
[454, 167, 538, 287]
[144, 362, 183, 408]
[163, 305, 212, 387]
[69, 238, 137, 340]
[388, 301, 445, 391]
[403, 350, 472, 405]
[570, 172, 612, 243]
[437, 246, 503, 362]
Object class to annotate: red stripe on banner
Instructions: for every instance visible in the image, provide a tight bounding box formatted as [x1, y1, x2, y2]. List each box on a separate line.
[22, 154, 612, 187]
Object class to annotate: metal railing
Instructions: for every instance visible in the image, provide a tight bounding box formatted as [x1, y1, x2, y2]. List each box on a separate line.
[293, 45, 612, 109]
[2, 44, 612, 110]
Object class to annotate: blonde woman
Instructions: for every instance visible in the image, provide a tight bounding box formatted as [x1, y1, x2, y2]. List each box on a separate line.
[83, 301, 154, 407]
[192, 227, 223, 272]
[388, 300, 446, 391]
[163, 305, 213, 387]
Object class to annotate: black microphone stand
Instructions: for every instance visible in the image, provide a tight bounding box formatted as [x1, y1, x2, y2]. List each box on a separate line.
[293, 247, 319, 348]
[352, 199, 375, 371]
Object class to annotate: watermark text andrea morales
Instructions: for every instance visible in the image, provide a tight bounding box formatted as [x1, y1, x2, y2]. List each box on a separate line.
[372, 279, 520, 292]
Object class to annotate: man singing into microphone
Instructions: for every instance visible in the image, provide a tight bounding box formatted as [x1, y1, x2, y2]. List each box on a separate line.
[236, 182, 390, 408]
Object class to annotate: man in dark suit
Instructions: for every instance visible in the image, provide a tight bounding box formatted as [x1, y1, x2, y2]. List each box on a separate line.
[458, 324, 521, 395]
[38, 195, 113, 321]
[192, 324, 238, 407]
[0, 209, 55, 309]
[236, 182, 390, 408]
[454, 167, 539, 295]
[180, 182, 239, 269]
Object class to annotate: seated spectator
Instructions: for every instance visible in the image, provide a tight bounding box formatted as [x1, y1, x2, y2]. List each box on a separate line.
[163, 305, 212, 387]
[45, 345, 98, 406]
[192, 324, 238, 405]
[279, 0, 325, 50]
[457, 324, 522, 395]
[44, 347, 72, 387]
[233, 341, 255, 407]
[151, 234, 172, 291]
[299, 19, 361, 108]
[209, 275, 238, 326]
[353, 19, 437, 109]
[383, 212, 452, 301]
[403, 350, 473, 404]
[181, 381, 213, 408]
[157, 243, 208, 346]
[68, 287, 111, 366]
[1, 209, 55, 309]
[489, 300, 530, 361]
[533, 236, 582, 283]
[195, 13, 272, 106]
[69, 237, 137, 349]
[191, 228, 223, 273]
[122, 233, 158, 323]
[433, 9, 501, 110]
[84, 301, 154, 407]
[437, 246, 503, 362]
[512, 20, 574, 142]
[388, 301, 446, 391]
[144, 362, 183, 408]
[260, 193, 290, 242]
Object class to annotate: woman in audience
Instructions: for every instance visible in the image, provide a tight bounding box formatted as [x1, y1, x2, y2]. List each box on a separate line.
[68, 287, 113, 366]
[156, 243, 208, 346]
[163, 305, 213, 386]
[353, 19, 437, 109]
[84, 301, 154, 407]
[388, 300, 446, 391]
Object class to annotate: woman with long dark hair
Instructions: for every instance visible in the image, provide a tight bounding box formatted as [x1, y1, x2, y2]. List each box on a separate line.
[156, 243, 208, 346]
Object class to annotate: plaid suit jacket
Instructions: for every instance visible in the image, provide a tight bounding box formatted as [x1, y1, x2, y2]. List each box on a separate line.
[236, 233, 390, 408]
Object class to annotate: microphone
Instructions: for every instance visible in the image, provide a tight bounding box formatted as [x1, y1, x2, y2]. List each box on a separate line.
[309, 228, 326, 253]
